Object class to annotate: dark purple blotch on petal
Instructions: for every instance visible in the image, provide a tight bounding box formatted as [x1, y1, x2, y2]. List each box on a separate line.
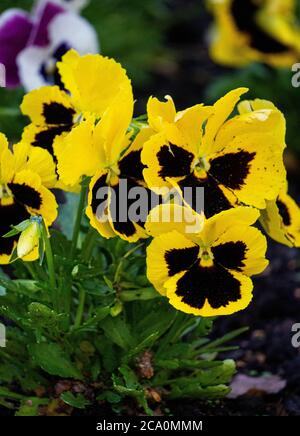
[0, 10, 33, 87]
[30, 1, 65, 47]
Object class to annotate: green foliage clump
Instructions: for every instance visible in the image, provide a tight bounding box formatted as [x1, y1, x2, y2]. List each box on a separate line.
[0, 217, 243, 415]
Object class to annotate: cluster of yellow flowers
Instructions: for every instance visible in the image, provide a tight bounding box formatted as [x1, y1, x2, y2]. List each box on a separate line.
[0, 50, 299, 316]
[207, 0, 300, 67]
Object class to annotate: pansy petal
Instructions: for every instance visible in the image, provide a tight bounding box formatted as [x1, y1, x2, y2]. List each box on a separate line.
[0, 147, 15, 184]
[86, 170, 117, 239]
[11, 142, 30, 172]
[208, 131, 286, 208]
[202, 206, 260, 246]
[260, 192, 300, 248]
[9, 170, 58, 225]
[119, 127, 154, 182]
[21, 85, 75, 125]
[214, 104, 286, 152]
[57, 49, 131, 117]
[17, 45, 60, 91]
[176, 172, 235, 218]
[0, 132, 8, 156]
[30, 0, 65, 47]
[95, 83, 134, 164]
[142, 133, 196, 193]
[147, 95, 177, 131]
[238, 98, 278, 114]
[13, 142, 57, 189]
[145, 204, 203, 238]
[175, 104, 213, 153]
[49, 12, 99, 55]
[211, 225, 268, 275]
[22, 122, 73, 161]
[107, 177, 149, 242]
[54, 116, 100, 189]
[29, 0, 65, 47]
[0, 9, 33, 87]
[165, 266, 253, 316]
[147, 230, 199, 296]
[147, 96, 212, 156]
[202, 87, 248, 155]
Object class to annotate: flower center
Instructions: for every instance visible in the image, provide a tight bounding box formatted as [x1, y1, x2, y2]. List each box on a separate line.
[199, 247, 214, 267]
[193, 157, 210, 179]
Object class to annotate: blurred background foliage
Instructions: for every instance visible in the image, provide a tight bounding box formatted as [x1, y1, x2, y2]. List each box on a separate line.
[0, 0, 300, 160]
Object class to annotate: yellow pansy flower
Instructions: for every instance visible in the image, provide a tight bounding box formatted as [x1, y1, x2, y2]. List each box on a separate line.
[20, 50, 131, 191]
[207, 0, 300, 67]
[146, 205, 268, 316]
[55, 83, 158, 242]
[0, 134, 57, 264]
[260, 183, 300, 247]
[142, 88, 286, 218]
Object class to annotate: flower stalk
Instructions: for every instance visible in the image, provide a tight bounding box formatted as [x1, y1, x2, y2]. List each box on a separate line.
[70, 178, 90, 261]
[41, 219, 58, 311]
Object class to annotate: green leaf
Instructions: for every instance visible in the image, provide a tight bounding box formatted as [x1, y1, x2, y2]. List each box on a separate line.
[0, 277, 40, 298]
[120, 287, 159, 302]
[60, 392, 91, 409]
[125, 333, 160, 360]
[119, 365, 140, 390]
[103, 276, 114, 290]
[112, 365, 152, 415]
[168, 383, 231, 400]
[134, 300, 177, 344]
[28, 302, 67, 330]
[101, 316, 134, 350]
[2, 220, 30, 238]
[197, 327, 249, 353]
[28, 343, 82, 379]
[71, 306, 110, 334]
[97, 391, 122, 404]
[95, 336, 120, 372]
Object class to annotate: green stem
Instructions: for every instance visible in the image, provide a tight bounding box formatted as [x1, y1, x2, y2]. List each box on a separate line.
[74, 286, 86, 328]
[70, 181, 89, 260]
[81, 227, 97, 262]
[42, 220, 57, 310]
[113, 242, 144, 284]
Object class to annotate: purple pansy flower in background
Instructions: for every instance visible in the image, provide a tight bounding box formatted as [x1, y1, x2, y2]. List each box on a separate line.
[0, 0, 98, 91]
